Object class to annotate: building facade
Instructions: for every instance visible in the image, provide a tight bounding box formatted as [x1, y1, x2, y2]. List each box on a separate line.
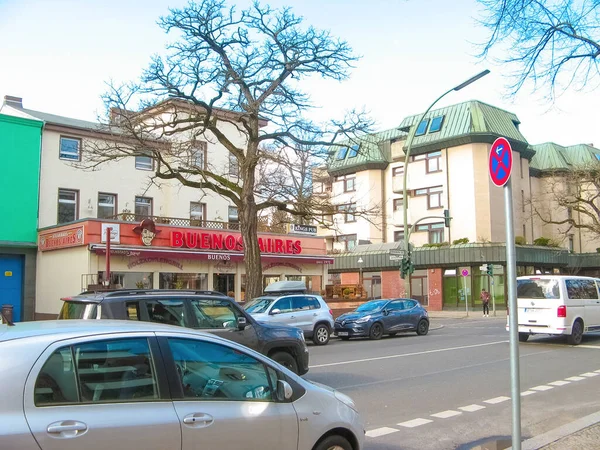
[316, 100, 600, 309]
[0, 104, 43, 321]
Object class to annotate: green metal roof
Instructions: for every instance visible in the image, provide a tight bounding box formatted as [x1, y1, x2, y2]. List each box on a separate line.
[530, 142, 600, 171]
[397, 100, 531, 157]
[327, 128, 406, 176]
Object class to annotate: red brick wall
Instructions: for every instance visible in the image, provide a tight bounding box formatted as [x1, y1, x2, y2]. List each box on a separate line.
[428, 268, 443, 311]
[381, 270, 406, 298]
[341, 272, 360, 284]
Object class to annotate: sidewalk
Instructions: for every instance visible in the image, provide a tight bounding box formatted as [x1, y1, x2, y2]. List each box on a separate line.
[426, 310, 507, 319]
[514, 410, 600, 449]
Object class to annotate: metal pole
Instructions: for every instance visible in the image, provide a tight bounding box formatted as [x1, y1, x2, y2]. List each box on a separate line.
[491, 274, 496, 317]
[505, 178, 522, 449]
[106, 227, 112, 287]
[463, 275, 469, 317]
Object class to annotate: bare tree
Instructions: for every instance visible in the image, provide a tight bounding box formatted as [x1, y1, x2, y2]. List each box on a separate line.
[530, 162, 600, 240]
[81, 0, 372, 299]
[477, 0, 600, 98]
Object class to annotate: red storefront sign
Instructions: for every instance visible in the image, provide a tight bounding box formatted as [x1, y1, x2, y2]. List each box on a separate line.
[39, 225, 85, 251]
[170, 230, 302, 254]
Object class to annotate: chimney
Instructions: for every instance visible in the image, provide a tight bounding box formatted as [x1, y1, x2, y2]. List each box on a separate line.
[3, 95, 23, 108]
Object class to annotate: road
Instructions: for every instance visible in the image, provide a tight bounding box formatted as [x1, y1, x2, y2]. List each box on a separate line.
[304, 317, 600, 450]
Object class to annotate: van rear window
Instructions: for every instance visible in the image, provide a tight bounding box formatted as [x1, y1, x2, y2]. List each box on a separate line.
[517, 279, 560, 299]
[59, 301, 98, 319]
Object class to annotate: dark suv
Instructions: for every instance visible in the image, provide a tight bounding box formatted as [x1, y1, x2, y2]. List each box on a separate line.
[58, 289, 310, 375]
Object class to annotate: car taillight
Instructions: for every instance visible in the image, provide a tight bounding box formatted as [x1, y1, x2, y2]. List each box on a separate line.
[557, 305, 567, 318]
[329, 309, 333, 316]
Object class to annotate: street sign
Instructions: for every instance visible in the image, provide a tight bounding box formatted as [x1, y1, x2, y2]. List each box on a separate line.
[461, 269, 469, 277]
[479, 264, 488, 271]
[389, 255, 403, 261]
[489, 137, 513, 187]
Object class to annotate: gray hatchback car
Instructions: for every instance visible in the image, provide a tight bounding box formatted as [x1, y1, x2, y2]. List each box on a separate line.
[244, 281, 335, 346]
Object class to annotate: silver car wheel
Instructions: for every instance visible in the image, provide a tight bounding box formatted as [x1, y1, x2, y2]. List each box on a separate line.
[317, 327, 328, 342]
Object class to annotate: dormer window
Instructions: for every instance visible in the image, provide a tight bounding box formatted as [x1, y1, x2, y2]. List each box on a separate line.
[337, 147, 349, 160]
[429, 116, 444, 133]
[347, 144, 359, 158]
[415, 119, 429, 136]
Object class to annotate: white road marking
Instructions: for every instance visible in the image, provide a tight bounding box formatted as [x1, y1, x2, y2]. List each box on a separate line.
[398, 418, 433, 428]
[521, 391, 536, 396]
[431, 410, 462, 419]
[531, 385, 554, 391]
[548, 380, 571, 386]
[484, 396, 510, 404]
[566, 376, 585, 381]
[459, 404, 486, 412]
[595, 369, 600, 373]
[581, 372, 599, 377]
[310, 340, 509, 368]
[365, 427, 399, 438]
[577, 345, 600, 349]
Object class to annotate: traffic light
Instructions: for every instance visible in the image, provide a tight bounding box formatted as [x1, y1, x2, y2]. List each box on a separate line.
[444, 209, 451, 228]
[400, 257, 415, 279]
[486, 264, 494, 276]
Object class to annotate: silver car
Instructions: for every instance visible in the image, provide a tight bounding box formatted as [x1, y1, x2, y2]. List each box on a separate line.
[1, 320, 364, 450]
[244, 281, 335, 346]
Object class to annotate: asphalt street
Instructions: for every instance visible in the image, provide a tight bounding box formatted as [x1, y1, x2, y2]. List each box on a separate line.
[304, 317, 600, 450]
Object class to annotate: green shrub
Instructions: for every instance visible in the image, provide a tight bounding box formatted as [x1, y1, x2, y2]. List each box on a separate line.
[422, 242, 450, 248]
[515, 236, 526, 245]
[533, 237, 551, 246]
[452, 238, 470, 245]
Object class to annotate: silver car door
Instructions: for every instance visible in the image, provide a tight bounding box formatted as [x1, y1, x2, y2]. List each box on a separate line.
[269, 297, 297, 327]
[290, 296, 316, 334]
[160, 334, 298, 450]
[23, 334, 181, 450]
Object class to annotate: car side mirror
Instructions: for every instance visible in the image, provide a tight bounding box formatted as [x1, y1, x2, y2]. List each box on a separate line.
[237, 316, 247, 330]
[277, 380, 293, 401]
[383, 309, 390, 316]
[270, 309, 281, 315]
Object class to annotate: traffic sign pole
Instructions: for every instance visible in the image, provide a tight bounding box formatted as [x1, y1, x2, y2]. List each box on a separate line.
[505, 178, 522, 449]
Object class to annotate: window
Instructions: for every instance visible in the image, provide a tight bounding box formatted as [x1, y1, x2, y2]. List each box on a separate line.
[190, 202, 206, 224]
[191, 141, 207, 169]
[416, 222, 444, 244]
[595, 154, 600, 161]
[35, 338, 159, 405]
[190, 299, 242, 329]
[347, 144, 359, 158]
[393, 230, 404, 242]
[272, 298, 293, 313]
[337, 234, 357, 251]
[59, 136, 81, 161]
[387, 300, 405, 311]
[167, 338, 277, 401]
[135, 154, 153, 171]
[566, 279, 598, 300]
[393, 198, 404, 211]
[415, 119, 429, 136]
[291, 296, 320, 311]
[428, 116, 444, 133]
[521, 190, 525, 212]
[337, 147, 349, 160]
[57, 189, 78, 224]
[392, 166, 404, 177]
[344, 177, 356, 192]
[338, 203, 356, 222]
[414, 185, 443, 209]
[228, 206, 239, 229]
[520, 158, 524, 178]
[426, 151, 442, 173]
[404, 300, 417, 309]
[522, 224, 527, 240]
[567, 207, 573, 220]
[98, 193, 117, 219]
[145, 299, 187, 327]
[135, 197, 153, 218]
[568, 235, 574, 252]
[229, 154, 239, 177]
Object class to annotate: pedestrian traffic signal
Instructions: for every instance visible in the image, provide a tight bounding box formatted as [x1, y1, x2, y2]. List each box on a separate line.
[444, 209, 451, 228]
[486, 264, 494, 276]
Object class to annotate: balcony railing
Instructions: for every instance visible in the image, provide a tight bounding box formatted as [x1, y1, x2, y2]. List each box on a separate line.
[108, 213, 241, 231]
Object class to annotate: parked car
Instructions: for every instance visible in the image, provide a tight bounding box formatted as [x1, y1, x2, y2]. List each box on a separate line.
[508, 275, 600, 345]
[243, 281, 335, 346]
[334, 299, 429, 340]
[0, 320, 364, 450]
[58, 289, 309, 375]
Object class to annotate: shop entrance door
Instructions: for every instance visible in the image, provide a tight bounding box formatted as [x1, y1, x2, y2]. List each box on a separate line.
[0, 255, 23, 322]
[214, 273, 235, 297]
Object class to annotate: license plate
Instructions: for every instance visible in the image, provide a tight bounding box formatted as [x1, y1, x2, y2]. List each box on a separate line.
[524, 308, 535, 313]
[337, 332, 349, 336]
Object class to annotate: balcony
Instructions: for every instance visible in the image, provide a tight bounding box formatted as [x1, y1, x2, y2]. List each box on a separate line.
[109, 213, 242, 231]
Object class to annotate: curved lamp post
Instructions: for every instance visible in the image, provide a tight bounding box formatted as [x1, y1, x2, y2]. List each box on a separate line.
[402, 70, 490, 297]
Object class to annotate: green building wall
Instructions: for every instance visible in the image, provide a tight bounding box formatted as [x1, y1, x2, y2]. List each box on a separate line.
[0, 113, 43, 244]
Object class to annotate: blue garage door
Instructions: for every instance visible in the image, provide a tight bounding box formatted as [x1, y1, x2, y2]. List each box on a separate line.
[0, 255, 23, 322]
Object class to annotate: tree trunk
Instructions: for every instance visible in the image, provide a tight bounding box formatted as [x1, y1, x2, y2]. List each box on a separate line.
[240, 164, 263, 301]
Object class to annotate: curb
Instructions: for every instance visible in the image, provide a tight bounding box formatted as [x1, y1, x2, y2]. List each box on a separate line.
[509, 410, 600, 450]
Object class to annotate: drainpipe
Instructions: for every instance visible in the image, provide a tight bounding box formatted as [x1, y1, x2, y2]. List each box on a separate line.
[105, 227, 112, 287]
[445, 147, 451, 243]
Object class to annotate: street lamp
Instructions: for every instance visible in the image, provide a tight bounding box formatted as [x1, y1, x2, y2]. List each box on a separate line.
[402, 69, 490, 297]
[357, 257, 364, 294]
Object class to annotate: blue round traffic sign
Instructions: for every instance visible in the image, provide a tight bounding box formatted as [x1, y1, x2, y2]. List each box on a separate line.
[489, 137, 513, 187]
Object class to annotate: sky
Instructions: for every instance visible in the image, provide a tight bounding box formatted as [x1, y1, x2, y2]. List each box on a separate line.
[1, 0, 598, 148]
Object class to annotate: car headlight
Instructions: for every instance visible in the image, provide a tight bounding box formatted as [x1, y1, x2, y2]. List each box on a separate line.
[355, 315, 371, 323]
[335, 390, 358, 412]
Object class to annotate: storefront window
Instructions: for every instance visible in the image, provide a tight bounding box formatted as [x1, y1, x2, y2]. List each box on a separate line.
[411, 269, 428, 306]
[160, 273, 208, 290]
[100, 272, 153, 289]
[214, 273, 235, 298]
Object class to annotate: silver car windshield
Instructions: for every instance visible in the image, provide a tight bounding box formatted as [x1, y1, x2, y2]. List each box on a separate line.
[244, 297, 275, 314]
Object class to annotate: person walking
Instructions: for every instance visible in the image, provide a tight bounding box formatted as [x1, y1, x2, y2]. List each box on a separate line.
[481, 289, 490, 317]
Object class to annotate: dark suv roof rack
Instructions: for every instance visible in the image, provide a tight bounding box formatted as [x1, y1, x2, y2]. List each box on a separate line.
[78, 289, 229, 298]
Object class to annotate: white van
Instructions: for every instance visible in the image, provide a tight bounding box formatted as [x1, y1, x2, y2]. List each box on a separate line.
[508, 275, 600, 345]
